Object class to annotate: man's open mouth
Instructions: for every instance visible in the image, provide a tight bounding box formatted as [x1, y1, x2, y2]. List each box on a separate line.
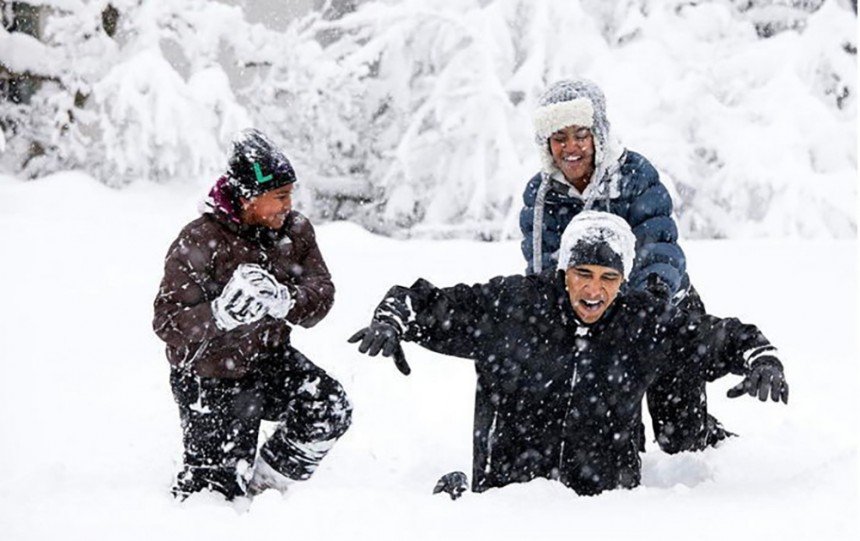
[580, 298, 604, 312]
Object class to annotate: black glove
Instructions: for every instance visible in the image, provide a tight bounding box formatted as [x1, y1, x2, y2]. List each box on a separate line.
[645, 274, 672, 303]
[432, 471, 468, 500]
[348, 320, 411, 376]
[727, 356, 789, 404]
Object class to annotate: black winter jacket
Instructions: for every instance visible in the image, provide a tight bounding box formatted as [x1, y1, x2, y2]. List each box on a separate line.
[378, 271, 775, 495]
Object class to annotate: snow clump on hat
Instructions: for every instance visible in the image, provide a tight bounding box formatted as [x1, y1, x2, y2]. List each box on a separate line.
[557, 211, 636, 280]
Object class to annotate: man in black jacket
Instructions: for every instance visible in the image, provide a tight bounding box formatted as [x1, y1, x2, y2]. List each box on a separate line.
[349, 211, 788, 497]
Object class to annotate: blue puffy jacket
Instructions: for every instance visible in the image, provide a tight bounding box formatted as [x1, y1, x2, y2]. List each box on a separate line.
[520, 150, 690, 298]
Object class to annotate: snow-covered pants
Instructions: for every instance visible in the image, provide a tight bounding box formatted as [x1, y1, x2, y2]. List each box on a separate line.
[170, 347, 352, 499]
[645, 286, 726, 453]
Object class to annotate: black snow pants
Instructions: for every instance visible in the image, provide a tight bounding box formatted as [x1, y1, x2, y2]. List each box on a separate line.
[644, 285, 731, 453]
[170, 346, 352, 500]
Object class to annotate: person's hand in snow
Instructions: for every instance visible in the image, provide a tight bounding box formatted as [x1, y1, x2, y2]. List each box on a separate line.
[727, 356, 789, 404]
[433, 471, 468, 500]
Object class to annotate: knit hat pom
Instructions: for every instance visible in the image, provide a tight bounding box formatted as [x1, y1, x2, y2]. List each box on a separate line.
[557, 211, 636, 279]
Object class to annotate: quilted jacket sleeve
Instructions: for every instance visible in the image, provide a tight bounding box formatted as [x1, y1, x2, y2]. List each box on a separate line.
[621, 152, 687, 296]
[519, 173, 543, 274]
[284, 215, 335, 328]
[152, 221, 226, 347]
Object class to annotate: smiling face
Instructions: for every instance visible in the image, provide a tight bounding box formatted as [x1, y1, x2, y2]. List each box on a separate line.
[549, 125, 596, 192]
[565, 264, 623, 324]
[239, 184, 294, 230]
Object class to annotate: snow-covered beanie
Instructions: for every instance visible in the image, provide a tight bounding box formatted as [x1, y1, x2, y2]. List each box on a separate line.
[533, 79, 611, 178]
[226, 128, 297, 200]
[557, 211, 636, 280]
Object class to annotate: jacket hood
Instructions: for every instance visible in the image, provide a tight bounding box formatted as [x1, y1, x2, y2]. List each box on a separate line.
[200, 176, 243, 224]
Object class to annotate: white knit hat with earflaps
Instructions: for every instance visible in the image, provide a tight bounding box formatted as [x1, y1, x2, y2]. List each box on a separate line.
[533, 79, 611, 178]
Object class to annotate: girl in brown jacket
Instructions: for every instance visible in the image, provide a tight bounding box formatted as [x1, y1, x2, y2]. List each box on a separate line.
[153, 129, 351, 501]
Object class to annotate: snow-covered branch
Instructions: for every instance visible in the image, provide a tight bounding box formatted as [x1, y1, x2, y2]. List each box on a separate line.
[0, 0, 855, 238]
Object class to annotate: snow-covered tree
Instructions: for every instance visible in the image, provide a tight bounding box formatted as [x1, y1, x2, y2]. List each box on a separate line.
[255, 0, 855, 238]
[1, 0, 259, 183]
[1, 0, 856, 239]
[263, 2, 537, 236]
[85, 0, 258, 185]
[611, 0, 857, 237]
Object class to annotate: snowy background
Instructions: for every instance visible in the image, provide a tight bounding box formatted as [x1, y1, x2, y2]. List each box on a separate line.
[1, 0, 858, 539]
[1, 0, 857, 238]
[0, 173, 857, 540]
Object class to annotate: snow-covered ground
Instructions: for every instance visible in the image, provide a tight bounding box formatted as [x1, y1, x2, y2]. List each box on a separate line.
[0, 172, 857, 540]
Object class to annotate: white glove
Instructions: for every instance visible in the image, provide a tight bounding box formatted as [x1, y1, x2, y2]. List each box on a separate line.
[211, 265, 271, 331]
[235, 264, 293, 320]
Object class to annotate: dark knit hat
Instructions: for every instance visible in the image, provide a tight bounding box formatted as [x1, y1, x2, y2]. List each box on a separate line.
[226, 128, 297, 199]
[557, 211, 636, 279]
[565, 239, 625, 275]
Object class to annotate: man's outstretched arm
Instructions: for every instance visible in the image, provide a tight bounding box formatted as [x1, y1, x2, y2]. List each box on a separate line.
[349, 275, 522, 374]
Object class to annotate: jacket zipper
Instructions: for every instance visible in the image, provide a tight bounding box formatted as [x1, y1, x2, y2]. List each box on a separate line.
[557, 364, 578, 472]
[483, 408, 499, 476]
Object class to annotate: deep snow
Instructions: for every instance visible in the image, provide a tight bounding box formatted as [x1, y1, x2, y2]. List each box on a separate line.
[0, 172, 857, 540]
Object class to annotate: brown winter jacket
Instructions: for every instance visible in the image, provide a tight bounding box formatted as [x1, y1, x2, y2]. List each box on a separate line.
[153, 209, 334, 379]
